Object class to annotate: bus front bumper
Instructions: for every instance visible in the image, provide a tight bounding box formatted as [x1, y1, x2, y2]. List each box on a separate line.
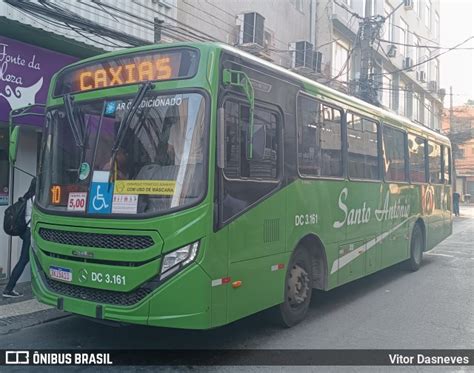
[30, 248, 212, 329]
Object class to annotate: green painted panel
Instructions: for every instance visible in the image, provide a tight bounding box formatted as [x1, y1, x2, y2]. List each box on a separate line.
[228, 193, 286, 263]
[337, 240, 366, 285]
[366, 237, 382, 274]
[227, 252, 289, 323]
[147, 265, 211, 329]
[380, 183, 412, 267]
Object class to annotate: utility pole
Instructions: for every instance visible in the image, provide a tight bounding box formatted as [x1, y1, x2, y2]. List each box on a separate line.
[154, 17, 164, 43]
[356, 9, 385, 105]
[448, 85, 459, 192]
[354, 0, 405, 106]
[358, 0, 373, 102]
[449, 86, 454, 129]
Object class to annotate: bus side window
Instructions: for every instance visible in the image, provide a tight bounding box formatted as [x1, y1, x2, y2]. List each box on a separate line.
[428, 141, 442, 184]
[383, 125, 407, 182]
[297, 95, 343, 178]
[223, 101, 278, 180]
[408, 134, 427, 183]
[443, 145, 451, 184]
[221, 100, 281, 223]
[347, 113, 380, 180]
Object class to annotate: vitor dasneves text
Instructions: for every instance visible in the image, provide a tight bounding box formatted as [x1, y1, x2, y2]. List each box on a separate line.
[389, 353, 469, 365]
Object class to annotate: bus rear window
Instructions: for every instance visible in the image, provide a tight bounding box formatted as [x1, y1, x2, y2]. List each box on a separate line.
[54, 48, 199, 96]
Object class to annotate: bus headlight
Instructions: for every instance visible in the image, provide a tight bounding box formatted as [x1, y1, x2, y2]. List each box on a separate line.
[160, 241, 199, 280]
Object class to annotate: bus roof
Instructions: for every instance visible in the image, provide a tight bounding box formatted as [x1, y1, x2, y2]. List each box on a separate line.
[212, 42, 449, 145]
[54, 41, 449, 145]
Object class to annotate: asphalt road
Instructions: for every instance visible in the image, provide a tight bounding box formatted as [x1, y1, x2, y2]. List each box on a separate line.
[1, 207, 473, 370]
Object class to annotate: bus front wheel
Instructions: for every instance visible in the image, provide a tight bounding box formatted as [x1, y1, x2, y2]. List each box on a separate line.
[406, 223, 424, 271]
[274, 247, 313, 327]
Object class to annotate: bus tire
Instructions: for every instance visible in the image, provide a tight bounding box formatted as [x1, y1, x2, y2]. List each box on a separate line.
[273, 247, 313, 328]
[406, 223, 424, 271]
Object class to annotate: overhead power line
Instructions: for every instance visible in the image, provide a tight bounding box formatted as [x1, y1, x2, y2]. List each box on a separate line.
[333, 0, 364, 20]
[377, 38, 474, 50]
[4, 0, 148, 46]
[374, 36, 474, 78]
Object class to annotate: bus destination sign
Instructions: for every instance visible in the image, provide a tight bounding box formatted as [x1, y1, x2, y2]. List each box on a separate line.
[54, 48, 199, 96]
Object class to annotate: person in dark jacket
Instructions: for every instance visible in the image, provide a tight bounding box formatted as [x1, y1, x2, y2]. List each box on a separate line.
[453, 191, 460, 217]
[3, 178, 36, 298]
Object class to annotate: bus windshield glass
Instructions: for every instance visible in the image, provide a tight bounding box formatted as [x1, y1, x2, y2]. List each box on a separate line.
[37, 92, 207, 216]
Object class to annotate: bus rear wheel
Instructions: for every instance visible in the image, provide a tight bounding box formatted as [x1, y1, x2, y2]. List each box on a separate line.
[406, 223, 424, 271]
[274, 247, 313, 327]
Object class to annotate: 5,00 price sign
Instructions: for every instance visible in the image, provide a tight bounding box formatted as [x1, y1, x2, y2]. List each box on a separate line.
[67, 192, 87, 212]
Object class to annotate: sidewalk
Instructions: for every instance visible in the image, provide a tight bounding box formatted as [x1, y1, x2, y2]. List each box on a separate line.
[0, 281, 68, 335]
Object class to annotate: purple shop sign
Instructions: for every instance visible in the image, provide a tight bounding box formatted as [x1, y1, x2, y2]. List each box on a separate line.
[0, 36, 78, 126]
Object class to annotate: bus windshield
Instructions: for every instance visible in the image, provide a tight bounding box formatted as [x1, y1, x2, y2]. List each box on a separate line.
[37, 92, 207, 216]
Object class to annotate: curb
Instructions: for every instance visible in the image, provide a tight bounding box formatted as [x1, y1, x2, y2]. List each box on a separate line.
[0, 281, 70, 336]
[0, 308, 70, 336]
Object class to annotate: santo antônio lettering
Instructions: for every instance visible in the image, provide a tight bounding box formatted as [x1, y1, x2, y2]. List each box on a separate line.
[333, 188, 410, 229]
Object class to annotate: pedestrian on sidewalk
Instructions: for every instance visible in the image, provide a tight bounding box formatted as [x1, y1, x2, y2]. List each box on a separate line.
[453, 191, 460, 217]
[3, 178, 36, 298]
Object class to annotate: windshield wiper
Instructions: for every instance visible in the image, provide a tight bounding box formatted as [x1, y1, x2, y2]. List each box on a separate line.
[108, 81, 154, 183]
[64, 94, 89, 180]
[64, 94, 84, 148]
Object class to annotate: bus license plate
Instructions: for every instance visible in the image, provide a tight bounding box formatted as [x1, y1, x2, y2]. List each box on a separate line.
[49, 266, 72, 282]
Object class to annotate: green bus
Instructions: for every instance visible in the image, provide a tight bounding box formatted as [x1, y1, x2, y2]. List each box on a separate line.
[18, 42, 452, 329]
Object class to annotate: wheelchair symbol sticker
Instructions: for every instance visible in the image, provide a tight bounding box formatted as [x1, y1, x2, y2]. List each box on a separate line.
[88, 182, 113, 214]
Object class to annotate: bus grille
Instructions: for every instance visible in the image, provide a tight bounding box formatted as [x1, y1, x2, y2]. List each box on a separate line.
[39, 228, 154, 250]
[44, 276, 152, 306]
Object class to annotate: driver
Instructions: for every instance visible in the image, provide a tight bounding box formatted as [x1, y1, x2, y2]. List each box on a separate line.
[135, 97, 205, 213]
[102, 147, 129, 180]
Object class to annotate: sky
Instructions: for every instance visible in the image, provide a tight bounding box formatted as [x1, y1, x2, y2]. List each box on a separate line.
[439, 0, 474, 107]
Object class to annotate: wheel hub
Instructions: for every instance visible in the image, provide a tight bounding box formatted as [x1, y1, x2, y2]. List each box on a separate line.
[288, 264, 310, 307]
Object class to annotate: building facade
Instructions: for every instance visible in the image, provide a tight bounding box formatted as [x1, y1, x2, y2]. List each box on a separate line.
[317, 0, 443, 130]
[177, 0, 316, 69]
[442, 105, 474, 200]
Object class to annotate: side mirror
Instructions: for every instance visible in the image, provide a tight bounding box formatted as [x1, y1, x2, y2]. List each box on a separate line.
[9, 126, 20, 164]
